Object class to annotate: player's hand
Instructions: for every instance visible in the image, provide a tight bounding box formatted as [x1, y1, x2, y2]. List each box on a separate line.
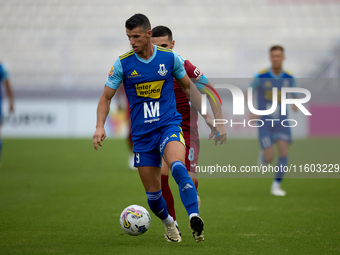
[93, 127, 106, 150]
[214, 125, 227, 146]
[204, 114, 217, 138]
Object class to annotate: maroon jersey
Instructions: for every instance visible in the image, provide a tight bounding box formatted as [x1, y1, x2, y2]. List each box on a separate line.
[173, 58, 204, 133]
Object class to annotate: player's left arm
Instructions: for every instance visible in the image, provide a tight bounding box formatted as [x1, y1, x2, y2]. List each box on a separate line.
[4, 79, 14, 113]
[290, 77, 299, 112]
[183, 59, 226, 144]
[200, 83, 226, 145]
[172, 52, 213, 120]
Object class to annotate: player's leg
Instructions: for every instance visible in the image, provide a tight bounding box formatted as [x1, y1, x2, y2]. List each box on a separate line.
[138, 166, 170, 221]
[276, 139, 289, 182]
[135, 151, 181, 242]
[163, 141, 198, 217]
[186, 133, 200, 208]
[160, 159, 177, 224]
[163, 140, 204, 242]
[258, 124, 275, 165]
[270, 124, 292, 196]
[160, 126, 204, 242]
[270, 139, 290, 196]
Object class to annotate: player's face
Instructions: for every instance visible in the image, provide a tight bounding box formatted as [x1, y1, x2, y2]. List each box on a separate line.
[150, 36, 174, 49]
[270, 50, 285, 69]
[126, 27, 151, 53]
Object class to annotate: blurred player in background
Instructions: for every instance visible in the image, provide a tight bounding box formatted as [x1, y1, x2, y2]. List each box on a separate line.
[93, 14, 215, 243]
[0, 60, 14, 164]
[151, 25, 227, 232]
[249, 45, 298, 196]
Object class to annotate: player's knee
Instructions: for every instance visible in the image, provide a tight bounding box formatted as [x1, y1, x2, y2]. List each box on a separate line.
[278, 147, 288, 158]
[264, 153, 274, 164]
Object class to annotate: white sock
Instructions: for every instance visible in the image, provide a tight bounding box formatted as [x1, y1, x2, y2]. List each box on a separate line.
[189, 213, 199, 220]
[272, 180, 280, 188]
[174, 220, 178, 227]
[162, 215, 174, 225]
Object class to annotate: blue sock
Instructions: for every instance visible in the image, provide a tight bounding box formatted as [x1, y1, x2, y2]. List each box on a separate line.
[275, 156, 288, 183]
[146, 190, 169, 220]
[171, 161, 198, 216]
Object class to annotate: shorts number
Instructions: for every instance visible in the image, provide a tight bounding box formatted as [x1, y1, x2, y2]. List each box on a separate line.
[188, 148, 195, 161]
[135, 153, 140, 163]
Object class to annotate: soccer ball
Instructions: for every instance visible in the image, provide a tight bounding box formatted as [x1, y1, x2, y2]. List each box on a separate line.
[119, 205, 151, 236]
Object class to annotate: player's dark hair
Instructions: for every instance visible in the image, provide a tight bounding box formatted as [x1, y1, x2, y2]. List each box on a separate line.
[270, 45, 284, 53]
[151, 26, 173, 42]
[125, 13, 151, 32]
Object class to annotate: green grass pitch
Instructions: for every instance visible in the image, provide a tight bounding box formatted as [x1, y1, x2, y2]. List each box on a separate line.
[0, 138, 339, 254]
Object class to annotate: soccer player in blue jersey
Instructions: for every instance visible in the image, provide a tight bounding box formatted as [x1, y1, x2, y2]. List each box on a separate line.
[0, 60, 14, 164]
[93, 14, 211, 242]
[249, 45, 298, 196]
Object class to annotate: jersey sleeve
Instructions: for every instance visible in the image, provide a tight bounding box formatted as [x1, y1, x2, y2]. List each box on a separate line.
[0, 64, 9, 79]
[105, 58, 123, 90]
[250, 73, 260, 91]
[183, 58, 208, 91]
[172, 51, 186, 80]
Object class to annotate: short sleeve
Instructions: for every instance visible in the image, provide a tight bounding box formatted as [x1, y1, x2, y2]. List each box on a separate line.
[182, 58, 208, 91]
[250, 74, 260, 91]
[195, 75, 209, 91]
[0, 64, 9, 80]
[105, 58, 124, 90]
[172, 51, 186, 80]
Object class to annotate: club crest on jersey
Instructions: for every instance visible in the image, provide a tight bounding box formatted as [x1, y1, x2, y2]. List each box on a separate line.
[283, 79, 290, 87]
[158, 64, 168, 76]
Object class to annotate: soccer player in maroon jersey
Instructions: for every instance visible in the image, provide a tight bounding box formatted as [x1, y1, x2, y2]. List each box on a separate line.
[151, 26, 227, 232]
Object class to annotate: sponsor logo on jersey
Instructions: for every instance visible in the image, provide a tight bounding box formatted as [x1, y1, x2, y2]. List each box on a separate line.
[128, 70, 141, 78]
[265, 89, 281, 103]
[170, 134, 177, 138]
[108, 66, 114, 77]
[158, 64, 168, 76]
[194, 67, 203, 80]
[143, 101, 160, 119]
[135, 80, 165, 99]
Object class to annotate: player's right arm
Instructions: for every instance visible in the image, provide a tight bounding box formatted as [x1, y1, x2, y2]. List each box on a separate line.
[1, 64, 14, 113]
[93, 58, 123, 150]
[4, 79, 14, 113]
[93, 86, 117, 150]
[247, 74, 260, 119]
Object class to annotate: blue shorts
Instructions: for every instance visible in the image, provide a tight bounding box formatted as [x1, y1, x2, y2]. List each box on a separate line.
[133, 125, 185, 167]
[259, 121, 292, 149]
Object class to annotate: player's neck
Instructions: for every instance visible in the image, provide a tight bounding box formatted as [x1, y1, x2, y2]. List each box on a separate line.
[271, 67, 282, 76]
[136, 42, 154, 60]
